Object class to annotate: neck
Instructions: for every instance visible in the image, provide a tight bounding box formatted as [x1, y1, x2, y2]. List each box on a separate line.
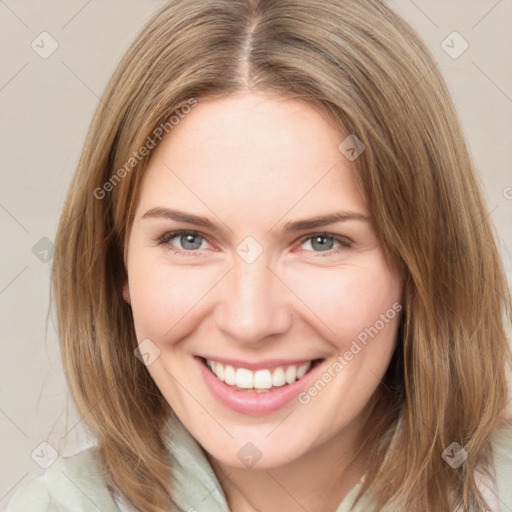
[207, 419, 371, 512]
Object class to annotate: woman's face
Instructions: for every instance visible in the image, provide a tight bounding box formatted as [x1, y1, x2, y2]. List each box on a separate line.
[123, 92, 403, 469]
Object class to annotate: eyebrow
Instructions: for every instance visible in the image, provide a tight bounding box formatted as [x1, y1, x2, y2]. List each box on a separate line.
[282, 211, 371, 231]
[141, 207, 371, 233]
[141, 207, 226, 231]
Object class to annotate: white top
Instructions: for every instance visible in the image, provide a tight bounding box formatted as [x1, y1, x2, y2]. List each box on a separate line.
[4, 412, 512, 511]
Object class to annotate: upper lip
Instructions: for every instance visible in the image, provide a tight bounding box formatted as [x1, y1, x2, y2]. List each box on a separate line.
[197, 355, 322, 371]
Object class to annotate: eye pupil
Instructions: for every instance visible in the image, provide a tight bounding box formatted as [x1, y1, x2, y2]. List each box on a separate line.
[181, 233, 202, 250]
[311, 235, 333, 251]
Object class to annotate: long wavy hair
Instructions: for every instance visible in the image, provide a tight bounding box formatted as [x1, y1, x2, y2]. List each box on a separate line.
[51, 0, 512, 510]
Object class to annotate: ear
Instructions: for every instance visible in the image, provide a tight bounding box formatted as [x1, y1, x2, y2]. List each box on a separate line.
[122, 281, 131, 305]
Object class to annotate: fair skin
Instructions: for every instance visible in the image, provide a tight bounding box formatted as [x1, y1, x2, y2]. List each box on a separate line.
[123, 91, 403, 512]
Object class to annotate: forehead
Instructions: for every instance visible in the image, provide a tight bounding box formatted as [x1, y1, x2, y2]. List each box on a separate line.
[135, 92, 368, 223]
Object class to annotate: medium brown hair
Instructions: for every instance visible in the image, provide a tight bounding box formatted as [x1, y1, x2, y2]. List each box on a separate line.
[51, 0, 512, 510]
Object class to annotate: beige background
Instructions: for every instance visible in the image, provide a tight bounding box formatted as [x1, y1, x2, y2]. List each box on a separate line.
[1, 0, 511, 505]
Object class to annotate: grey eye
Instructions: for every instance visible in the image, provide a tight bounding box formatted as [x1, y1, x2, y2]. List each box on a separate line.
[179, 233, 203, 250]
[309, 235, 335, 251]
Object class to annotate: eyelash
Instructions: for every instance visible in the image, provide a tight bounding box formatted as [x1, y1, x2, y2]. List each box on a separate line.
[156, 230, 353, 258]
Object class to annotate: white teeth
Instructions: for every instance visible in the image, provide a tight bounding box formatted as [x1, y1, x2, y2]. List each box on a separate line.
[215, 362, 225, 382]
[272, 367, 286, 387]
[285, 365, 297, 384]
[206, 359, 315, 390]
[253, 369, 272, 389]
[224, 365, 236, 386]
[297, 362, 311, 379]
[236, 368, 253, 389]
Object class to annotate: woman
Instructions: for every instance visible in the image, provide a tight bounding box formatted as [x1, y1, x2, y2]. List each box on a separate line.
[5, 0, 512, 511]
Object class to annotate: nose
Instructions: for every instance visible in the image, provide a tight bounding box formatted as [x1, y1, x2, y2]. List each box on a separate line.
[214, 254, 292, 345]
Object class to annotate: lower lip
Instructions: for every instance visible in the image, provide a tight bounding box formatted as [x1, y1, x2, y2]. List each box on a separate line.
[195, 357, 322, 416]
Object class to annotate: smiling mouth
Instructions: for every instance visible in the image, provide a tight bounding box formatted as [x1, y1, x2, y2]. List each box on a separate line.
[200, 357, 323, 392]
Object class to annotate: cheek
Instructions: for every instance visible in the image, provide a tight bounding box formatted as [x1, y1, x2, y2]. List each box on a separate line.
[288, 258, 402, 347]
[127, 253, 218, 342]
